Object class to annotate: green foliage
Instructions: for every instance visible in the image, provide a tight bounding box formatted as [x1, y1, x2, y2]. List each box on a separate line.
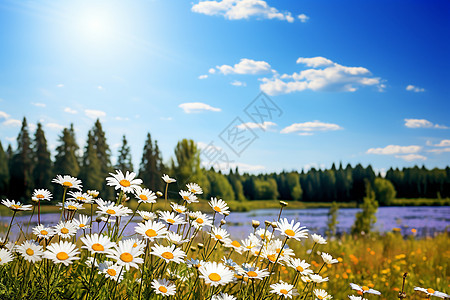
[0, 141, 9, 197]
[32, 123, 53, 190]
[205, 169, 235, 200]
[373, 177, 396, 206]
[171, 139, 204, 190]
[227, 168, 246, 201]
[326, 201, 339, 237]
[139, 133, 164, 191]
[79, 130, 103, 191]
[253, 177, 279, 200]
[351, 180, 379, 235]
[54, 124, 80, 177]
[91, 119, 113, 198]
[116, 135, 133, 173]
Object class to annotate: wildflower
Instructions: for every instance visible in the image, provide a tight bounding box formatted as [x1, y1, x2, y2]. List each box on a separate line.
[171, 203, 187, 214]
[186, 182, 203, 194]
[190, 211, 213, 228]
[95, 198, 114, 207]
[106, 170, 142, 193]
[276, 218, 308, 241]
[158, 211, 186, 226]
[270, 282, 299, 298]
[242, 265, 269, 280]
[73, 214, 90, 230]
[97, 203, 132, 217]
[87, 190, 99, 198]
[98, 261, 124, 282]
[0, 249, 14, 265]
[179, 190, 198, 203]
[135, 220, 168, 240]
[241, 233, 261, 252]
[32, 224, 55, 239]
[222, 258, 244, 275]
[1, 199, 32, 211]
[162, 174, 176, 183]
[32, 189, 52, 201]
[134, 187, 157, 204]
[107, 239, 144, 270]
[287, 258, 313, 275]
[186, 258, 204, 268]
[60, 200, 85, 211]
[350, 283, 381, 295]
[81, 233, 115, 254]
[310, 274, 329, 284]
[210, 227, 230, 242]
[199, 261, 235, 286]
[67, 191, 93, 204]
[314, 289, 331, 300]
[212, 293, 237, 300]
[414, 287, 449, 298]
[166, 232, 190, 245]
[252, 220, 260, 228]
[311, 233, 327, 244]
[224, 239, 244, 254]
[44, 241, 80, 266]
[150, 244, 186, 264]
[54, 221, 78, 239]
[137, 210, 156, 221]
[255, 228, 273, 240]
[151, 279, 177, 297]
[209, 197, 230, 215]
[321, 252, 339, 265]
[17, 240, 44, 263]
[52, 175, 82, 190]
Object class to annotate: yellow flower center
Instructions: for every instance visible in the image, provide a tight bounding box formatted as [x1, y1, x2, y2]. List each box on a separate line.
[427, 288, 435, 294]
[40, 230, 48, 235]
[158, 286, 168, 293]
[318, 296, 324, 300]
[191, 189, 197, 193]
[61, 228, 69, 234]
[213, 206, 221, 212]
[183, 196, 189, 200]
[119, 179, 131, 187]
[107, 268, 117, 276]
[247, 271, 257, 277]
[280, 289, 288, 295]
[139, 194, 148, 200]
[215, 234, 223, 240]
[79, 224, 85, 228]
[106, 209, 116, 215]
[268, 254, 277, 262]
[145, 229, 157, 237]
[77, 197, 86, 201]
[11, 204, 20, 210]
[26, 248, 34, 256]
[296, 266, 304, 272]
[92, 243, 104, 252]
[67, 205, 77, 210]
[133, 243, 138, 248]
[362, 286, 369, 291]
[196, 218, 204, 224]
[120, 252, 133, 262]
[63, 181, 73, 187]
[167, 219, 175, 224]
[208, 273, 221, 282]
[56, 252, 69, 260]
[36, 194, 44, 199]
[161, 252, 174, 260]
[231, 241, 241, 248]
[284, 229, 295, 237]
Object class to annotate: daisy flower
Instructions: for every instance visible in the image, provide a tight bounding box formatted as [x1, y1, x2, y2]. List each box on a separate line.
[60, 200, 85, 211]
[134, 187, 157, 204]
[137, 210, 156, 221]
[52, 175, 82, 190]
[135, 220, 168, 240]
[186, 258, 204, 269]
[179, 190, 198, 203]
[270, 282, 299, 299]
[190, 211, 213, 229]
[81, 233, 115, 254]
[186, 182, 203, 194]
[223, 239, 244, 254]
[106, 170, 142, 193]
[171, 203, 187, 214]
[166, 232, 190, 245]
[350, 283, 381, 295]
[32, 224, 55, 239]
[311, 233, 327, 244]
[151, 278, 177, 297]
[95, 198, 114, 207]
[158, 211, 186, 226]
[255, 228, 273, 240]
[414, 287, 449, 298]
[67, 191, 93, 204]
[150, 244, 186, 264]
[314, 289, 331, 300]
[222, 258, 244, 275]
[287, 258, 313, 275]
[242, 265, 269, 280]
[17, 240, 44, 263]
[162, 174, 176, 183]
[87, 190, 99, 198]
[209, 197, 229, 215]
[210, 227, 230, 242]
[54, 221, 78, 239]
[126, 238, 146, 250]
[241, 233, 261, 252]
[321, 253, 339, 265]
[98, 261, 124, 282]
[1, 199, 32, 211]
[97, 203, 132, 217]
[0, 249, 14, 265]
[73, 214, 90, 230]
[32, 189, 52, 201]
[212, 293, 237, 300]
[310, 274, 329, 284]
[44, 241, 80, 266]
[199, 261, 234, 287]
[276, 218, 308, 241]
[107, 239, 144, 270]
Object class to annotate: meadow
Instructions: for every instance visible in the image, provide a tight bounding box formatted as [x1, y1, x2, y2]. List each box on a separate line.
[0, 171, 448, 300]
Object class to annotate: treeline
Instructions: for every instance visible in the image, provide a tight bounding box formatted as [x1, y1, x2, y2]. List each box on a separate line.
[1, 118, 450, 204]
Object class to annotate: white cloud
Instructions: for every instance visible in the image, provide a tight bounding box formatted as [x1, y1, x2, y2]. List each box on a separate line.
[281, 121, 342, 135]
[197, 141, 223, 151]
[215, 58, 272, 75]
[64, 107, 77, 114]
[179, 102, 221, 113]
[97, 85, 104, 90]
[236, 121, 276, 130]
[57, 84, 64, 88]
[366, 145, 422, 155]
[29, 123, 37, 132]
[85, 109, 106, 119]
[46, 123, 65, 130]
[198, 74, 208, 79]
[230, 80, 246, 87]
[427, 147, 450, 154]
[115, 116, 129, 121]
[434, 139, 450, 147]
[0, 111, 10, 120]
[404, 118, 448, 129]
[32, 102, 46, 107]
[208, 68, 216, 74]
[5, 137, 15, 142]
[260, 57, 383, 95]
[2, 119, 21, 127]
[395, 154, 427, 161]
[297, 13, 309, 23]
[160, 117, 173, 121]
[406, 85, 425, 92]
[192, 0, 295, 23]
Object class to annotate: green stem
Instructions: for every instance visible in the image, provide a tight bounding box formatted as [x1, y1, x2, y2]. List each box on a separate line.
[4, 210, 17, 243]
[59, 187, 68, 221]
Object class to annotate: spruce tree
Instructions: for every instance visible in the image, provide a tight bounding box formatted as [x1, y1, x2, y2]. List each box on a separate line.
[54, 124, 80, 176]
[33, 123, 53, 189]
[79, 130, 103, 191]
[0, 141, 9, 197]
[92, 119, 112, 197]
[116, 135, 133, 173]
[139, 133, 164, 191]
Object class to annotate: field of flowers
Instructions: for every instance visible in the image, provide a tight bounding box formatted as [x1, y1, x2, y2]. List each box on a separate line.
[0, 171, 448, 300]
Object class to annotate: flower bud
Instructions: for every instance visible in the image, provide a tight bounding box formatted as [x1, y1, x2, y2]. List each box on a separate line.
[280, 201, 288, 207]
[264, 220, 272, 227]
[252, 220, 260, 228]
[271, 222, 278, 229]
[156, 191, 163, 197]
[197, 243, 204, 249]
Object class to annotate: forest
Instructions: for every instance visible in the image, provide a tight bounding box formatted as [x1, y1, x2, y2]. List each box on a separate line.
[1, 117, 450, 204]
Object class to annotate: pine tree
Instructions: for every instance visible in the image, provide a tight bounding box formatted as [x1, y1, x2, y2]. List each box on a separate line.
[351, 180, 378, 235]
[0, 141, 9, 197]
[54, 124, 80, 176]
[79, 130, 103, 191]
[9, 117, 34, 200]
[91, 119, 112, 197]
[33, 123, 53, 189]
[139, 133, 164, 191]
[116, 135, 133, 173]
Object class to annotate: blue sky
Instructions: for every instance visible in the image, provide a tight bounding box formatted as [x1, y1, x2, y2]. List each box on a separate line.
[0, 0, 449, 174]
